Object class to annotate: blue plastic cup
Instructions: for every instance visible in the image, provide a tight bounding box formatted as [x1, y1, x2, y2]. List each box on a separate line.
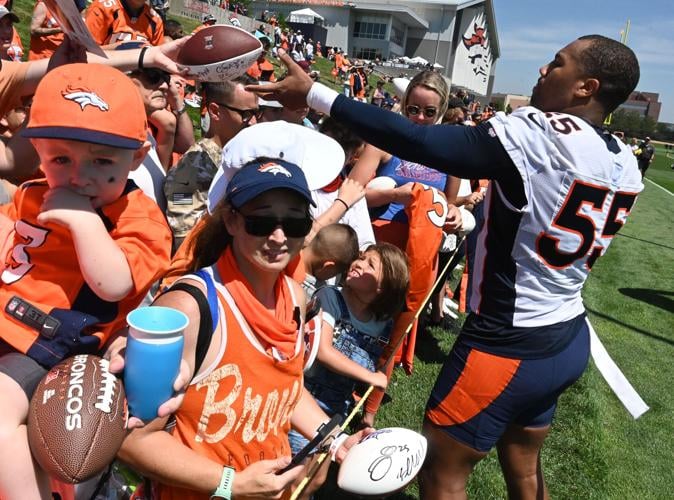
[124, 306, 188, 421]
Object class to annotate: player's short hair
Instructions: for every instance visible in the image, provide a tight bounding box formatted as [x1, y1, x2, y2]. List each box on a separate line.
[401, 70, 450, 122]
[365, 242, 409, 321]
[309, 224, 359, 275]
[202, 74, 257, 106]
[577, 35, 640, 114]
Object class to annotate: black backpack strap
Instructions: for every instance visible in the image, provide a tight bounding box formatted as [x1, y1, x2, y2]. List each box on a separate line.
[166, 282, 212, 377]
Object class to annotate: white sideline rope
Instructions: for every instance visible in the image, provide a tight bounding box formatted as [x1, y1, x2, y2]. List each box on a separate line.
[587, 318, 649, 419]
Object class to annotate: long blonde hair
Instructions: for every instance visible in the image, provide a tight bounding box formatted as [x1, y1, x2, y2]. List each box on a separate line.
[401, 70, 450, 124]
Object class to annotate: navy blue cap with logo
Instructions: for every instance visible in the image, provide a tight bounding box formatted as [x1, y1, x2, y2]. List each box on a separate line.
[225, 158, 315, 209]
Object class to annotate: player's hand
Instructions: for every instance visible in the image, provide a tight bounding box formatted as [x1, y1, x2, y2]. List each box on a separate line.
[144, 37, 192, 76]
[37, 187, 96, 228]
[444, 204, 463, 233]
[105, 335, 191, 429]
[232, 457, 304, 498]
[369, 370, 388, 390]
[336, 177, 365, 208]
[245, 48, 314, 110]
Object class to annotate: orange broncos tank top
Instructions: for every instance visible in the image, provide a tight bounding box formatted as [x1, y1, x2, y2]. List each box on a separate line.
[157, 267, 304, 500]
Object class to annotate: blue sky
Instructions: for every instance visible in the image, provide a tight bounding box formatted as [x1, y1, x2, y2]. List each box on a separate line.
[491, 0, 674, 123]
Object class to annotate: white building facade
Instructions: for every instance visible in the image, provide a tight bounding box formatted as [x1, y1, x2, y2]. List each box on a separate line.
[250, 0, 499, 95]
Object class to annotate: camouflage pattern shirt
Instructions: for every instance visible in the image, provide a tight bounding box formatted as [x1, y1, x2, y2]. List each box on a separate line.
[164, 137, 222, 239]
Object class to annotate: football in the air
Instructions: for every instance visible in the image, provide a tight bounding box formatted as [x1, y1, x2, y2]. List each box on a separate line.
[177, 25, 262, 82]
[337, 427, 427, 497]
[27, 354, 127, 483]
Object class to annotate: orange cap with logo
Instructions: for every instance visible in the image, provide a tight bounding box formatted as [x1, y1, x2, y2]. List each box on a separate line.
[23, 63, 147, 149]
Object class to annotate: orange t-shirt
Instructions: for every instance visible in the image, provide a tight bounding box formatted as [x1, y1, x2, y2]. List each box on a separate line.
[28, 1, 65, 60]
[156, 271, 304, 500]
[0, 60, 28, 117]
[85, 0, 164, 46]
[0, 180, 172, 357]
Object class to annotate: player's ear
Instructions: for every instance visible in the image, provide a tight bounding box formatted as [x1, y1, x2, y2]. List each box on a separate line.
[130, 140, 152, 171]
[577, 77, 600, 99]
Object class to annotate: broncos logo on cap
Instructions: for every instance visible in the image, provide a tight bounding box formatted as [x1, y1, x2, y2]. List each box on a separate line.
[258, 162, 292, 177]
[62, 87, 110, 111]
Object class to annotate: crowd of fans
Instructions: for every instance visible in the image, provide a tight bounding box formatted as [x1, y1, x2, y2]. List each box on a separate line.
[0, 2, 649, 499]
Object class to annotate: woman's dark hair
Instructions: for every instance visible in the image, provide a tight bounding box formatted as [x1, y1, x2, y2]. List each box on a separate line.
[187, 201, 233, 272]
[577, 34, 640, 114]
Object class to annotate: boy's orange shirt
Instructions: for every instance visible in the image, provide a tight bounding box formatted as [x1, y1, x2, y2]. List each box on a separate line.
[0, 179, 172, 355]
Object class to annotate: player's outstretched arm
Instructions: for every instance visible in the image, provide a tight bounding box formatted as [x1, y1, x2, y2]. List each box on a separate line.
[249, 51, 512, 181]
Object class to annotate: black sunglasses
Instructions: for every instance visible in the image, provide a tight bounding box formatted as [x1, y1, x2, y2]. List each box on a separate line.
[405, 104, 438, 118]
[237, 213, 313, 238]
[142, 69, 171, 87]
[217, 103, 262, 124]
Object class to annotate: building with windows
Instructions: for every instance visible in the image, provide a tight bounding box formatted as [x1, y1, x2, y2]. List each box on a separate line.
[617, 91, 662, 122]
[250, 0, 499, 95]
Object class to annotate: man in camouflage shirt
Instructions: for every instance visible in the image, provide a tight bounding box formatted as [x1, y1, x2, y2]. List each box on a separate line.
[164, 75, 260, 251]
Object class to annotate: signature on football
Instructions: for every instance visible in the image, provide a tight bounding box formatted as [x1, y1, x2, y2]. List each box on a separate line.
[367, 443, 423, 483]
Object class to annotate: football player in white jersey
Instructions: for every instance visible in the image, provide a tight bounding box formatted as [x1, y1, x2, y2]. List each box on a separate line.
[252, 35, 641, 499]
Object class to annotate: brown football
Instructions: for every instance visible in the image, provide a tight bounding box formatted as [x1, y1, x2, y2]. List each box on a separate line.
[27, 354, 127, 483]
[177, 25, 261, 65]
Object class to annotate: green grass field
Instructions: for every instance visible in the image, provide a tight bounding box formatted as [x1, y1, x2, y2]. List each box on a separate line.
[10, 4, 673, 497]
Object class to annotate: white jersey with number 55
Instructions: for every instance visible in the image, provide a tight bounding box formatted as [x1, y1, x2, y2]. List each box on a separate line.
[473, 107, 643, 327]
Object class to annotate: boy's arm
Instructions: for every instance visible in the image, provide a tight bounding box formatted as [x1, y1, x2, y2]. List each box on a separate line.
[315, 319, 388, 390]
[37, 188, 133, 302]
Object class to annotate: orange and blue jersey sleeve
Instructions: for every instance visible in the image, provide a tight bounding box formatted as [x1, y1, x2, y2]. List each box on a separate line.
[104, 189, 172, 296]
[148, 10, 164, 46]
[85, 1, 113, 45]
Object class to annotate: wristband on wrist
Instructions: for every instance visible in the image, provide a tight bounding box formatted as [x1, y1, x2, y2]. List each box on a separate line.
[329, 432, 349, 462]
[334, 198, 349, 211]
[138, 46, 149, 70]
[173, 104, 187, 116]
[210, 466, 235, 499]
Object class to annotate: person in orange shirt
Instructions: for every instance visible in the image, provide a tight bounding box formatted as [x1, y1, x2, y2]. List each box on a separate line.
[246, 37, 276, 82]
[28, 0, 64, 60]
[0, 6, 21, 61]
[118, 128, 368, 500]
[86, 0, 164, 47]
[0, 63, 171, 499]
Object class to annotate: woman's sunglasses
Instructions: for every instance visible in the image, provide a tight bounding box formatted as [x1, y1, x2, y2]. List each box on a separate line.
[238, 213, 313, 238]
[405, 105, 438, 118]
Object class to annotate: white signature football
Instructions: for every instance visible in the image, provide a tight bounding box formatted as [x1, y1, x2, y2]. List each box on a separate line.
[337, 427, 427, 496]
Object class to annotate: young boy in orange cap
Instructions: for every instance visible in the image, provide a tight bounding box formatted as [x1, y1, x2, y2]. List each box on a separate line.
[0, 63, 172, 498]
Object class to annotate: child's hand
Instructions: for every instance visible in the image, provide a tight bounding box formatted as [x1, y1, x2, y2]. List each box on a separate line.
[336, 177, 365, 208]
[37, 187, 96, 228]
[369, 370, 388, 390]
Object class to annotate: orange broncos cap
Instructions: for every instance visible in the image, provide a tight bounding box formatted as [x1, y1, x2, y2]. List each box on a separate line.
[23, 63, 147, 149]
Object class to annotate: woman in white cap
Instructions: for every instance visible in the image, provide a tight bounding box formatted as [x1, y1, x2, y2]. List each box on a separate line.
[119, 131, 364, 499]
